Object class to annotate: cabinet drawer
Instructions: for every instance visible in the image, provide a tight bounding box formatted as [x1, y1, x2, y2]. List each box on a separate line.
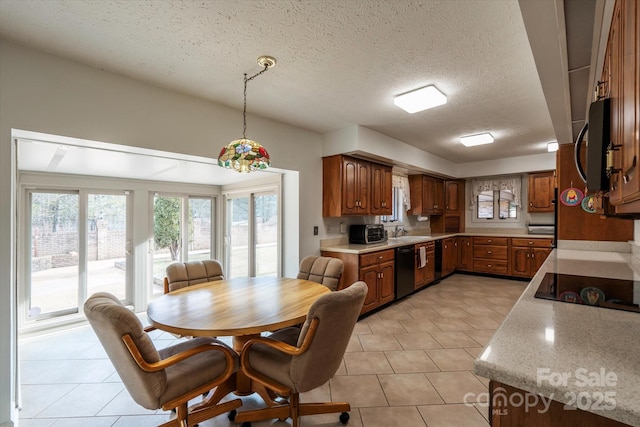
[511, 238, 553, 248]
[473, 245, 508, 260]
[473, 259, 508, 274]
[360, 249, 394, 267]
[473, 237, 508, 246]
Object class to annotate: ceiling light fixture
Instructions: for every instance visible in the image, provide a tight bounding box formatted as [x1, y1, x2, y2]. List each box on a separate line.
[394, 85, 447, 114]
[460, 133, 494, 147]
[547, 141, 559, 152]
[218, 56, 276, 173]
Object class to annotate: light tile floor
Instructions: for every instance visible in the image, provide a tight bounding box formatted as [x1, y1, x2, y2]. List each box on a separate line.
[18, 274, 527, 427]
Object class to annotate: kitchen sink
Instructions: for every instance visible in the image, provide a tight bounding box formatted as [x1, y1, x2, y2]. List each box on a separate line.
[387, 236, 430, 244]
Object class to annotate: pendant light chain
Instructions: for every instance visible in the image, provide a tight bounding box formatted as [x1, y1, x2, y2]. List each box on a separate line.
[242, 64, 269, 139]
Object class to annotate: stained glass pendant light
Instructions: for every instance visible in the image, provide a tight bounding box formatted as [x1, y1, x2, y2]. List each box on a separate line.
[218, 56, 276, 172]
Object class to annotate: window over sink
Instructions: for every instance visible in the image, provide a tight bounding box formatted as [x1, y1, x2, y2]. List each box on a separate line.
[471, 176, 521, 223]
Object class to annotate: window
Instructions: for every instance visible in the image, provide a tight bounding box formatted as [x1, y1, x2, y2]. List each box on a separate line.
[476, 190, 518, 220]
[151, 194, 217, 297]
[381, 187, 405, 223]
[26, 190, 131, 320]
[381, 175, 411, 223]
[471, 176, 521, 223]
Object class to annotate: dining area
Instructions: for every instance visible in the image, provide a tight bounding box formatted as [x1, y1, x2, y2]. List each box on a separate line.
[85, 257, 363, 427]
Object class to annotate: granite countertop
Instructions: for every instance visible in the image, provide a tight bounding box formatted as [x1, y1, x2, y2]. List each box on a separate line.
[320, 232, 554, 254]
[473, 249, 640, 426]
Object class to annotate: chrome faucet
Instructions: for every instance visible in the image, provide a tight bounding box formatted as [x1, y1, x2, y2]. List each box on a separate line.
[394, 225, 407, 237]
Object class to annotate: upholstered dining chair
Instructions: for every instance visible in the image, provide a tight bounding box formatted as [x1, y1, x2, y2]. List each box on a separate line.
[84, 292, 242, 427]
[234, 281, 368, 427]
[164, 259, 224, 293]
[296, 255, 344, 291]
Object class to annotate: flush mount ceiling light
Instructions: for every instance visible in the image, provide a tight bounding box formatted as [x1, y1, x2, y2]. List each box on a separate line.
[218, 56, 276, 173]
[394, 85, 447, 114]
[460, 133, 494, 147]
[547, 141, 559, 152]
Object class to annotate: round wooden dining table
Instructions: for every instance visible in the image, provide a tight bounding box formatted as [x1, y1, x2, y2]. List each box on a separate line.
[146, 276, 330, 352]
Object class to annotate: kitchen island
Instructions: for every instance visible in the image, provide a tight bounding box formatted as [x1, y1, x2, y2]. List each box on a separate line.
[473, 249, 640, 426]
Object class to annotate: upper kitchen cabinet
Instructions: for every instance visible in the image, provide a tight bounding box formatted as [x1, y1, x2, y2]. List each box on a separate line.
[528, 171, 555, 212]
[322, 155, 392, 217]
[444, 180, 462, 213]
[408, 175, 444, 216]
[370, 163, 393, 216]
[606, 0, 640, 213]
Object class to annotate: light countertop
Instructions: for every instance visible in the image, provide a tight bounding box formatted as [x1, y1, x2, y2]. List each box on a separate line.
[320, 232, 553, 254]
[473, 249, 640, 426]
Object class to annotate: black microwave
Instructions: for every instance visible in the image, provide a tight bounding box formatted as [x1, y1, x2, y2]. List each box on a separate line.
[349, 224, 387, 244]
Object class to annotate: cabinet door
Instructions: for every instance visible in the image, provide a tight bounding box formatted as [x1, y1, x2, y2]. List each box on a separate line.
[425, 248, 435, 284]
[342, 157, 360, 214]
[415, 244, 427, 288]
[609, 2, 624, 204]
[445, 180, 460, 213]
[371, 163, 392, 215]
[356, 160, 370, 213]
[458, 237, 473, 271]
[359, 265, 379, 313]
[423, 176, 444, 215]
[378, 260, 395, 304]
[433, 178, 444, 213]
[510, 247, 531, 277]
[619, 0, 640, 204]
[442, 238, 457, 276]
[528, 171, 554, 212]
[531, 248, 552, 274]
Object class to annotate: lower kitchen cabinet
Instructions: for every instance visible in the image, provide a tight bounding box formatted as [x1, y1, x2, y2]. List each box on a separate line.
[359, 250, 395, 312]
[414, 241, 435, 289]
[442, 237, 458, 277]
[321, 248, 394, 315]
[472, 237, 509, 275]
[457, 236, 473, 271]
[510, 238, 553, 278]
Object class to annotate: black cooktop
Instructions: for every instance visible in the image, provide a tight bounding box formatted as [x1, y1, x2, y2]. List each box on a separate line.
[534, 273, 640, 313]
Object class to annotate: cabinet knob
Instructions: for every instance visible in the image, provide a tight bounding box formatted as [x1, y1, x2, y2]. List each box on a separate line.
[487, 239, 493, 243]
[529, 241, 534, 245]
[487, 250, 492, 254]
[487, 264, 492, 267]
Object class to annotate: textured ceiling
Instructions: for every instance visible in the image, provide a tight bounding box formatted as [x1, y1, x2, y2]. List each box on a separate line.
[0, 0, 573, 164]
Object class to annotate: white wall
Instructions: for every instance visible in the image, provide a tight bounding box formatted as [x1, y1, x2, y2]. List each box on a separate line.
[0, 39, 325, 425]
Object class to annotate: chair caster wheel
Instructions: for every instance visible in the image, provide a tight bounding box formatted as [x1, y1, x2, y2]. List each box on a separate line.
[339, 411, 350, 424]
[228, 409, 237, 421]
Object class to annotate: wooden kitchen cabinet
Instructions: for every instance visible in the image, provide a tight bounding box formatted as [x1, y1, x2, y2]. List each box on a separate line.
[444, 180, 461, 213]
[323, 155, 393, 217]
[457, 236, 473, 271]
[370, 162, 393, 216]
[603, 0, 640, 213]
[472, 237, 509, 275]
[528, 171, 555, 212]
[359, 250, 395, 313]
[431, 180, 466, 233]
[414, 241, 435, 289]
[510, 238, 553, 278]
[409, 175, 444, 216]
[321, 248, 395, 315]
[442, 237, 458, 277]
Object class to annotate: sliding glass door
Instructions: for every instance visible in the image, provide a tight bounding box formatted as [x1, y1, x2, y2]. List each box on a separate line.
[151, 194, 216, 297]
[225, 190, 279, 278]
[27, 190, 130, 320]
[28, 191, 80, 317]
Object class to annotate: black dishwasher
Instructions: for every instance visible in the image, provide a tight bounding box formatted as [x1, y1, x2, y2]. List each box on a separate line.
[395, 245, 415, 299]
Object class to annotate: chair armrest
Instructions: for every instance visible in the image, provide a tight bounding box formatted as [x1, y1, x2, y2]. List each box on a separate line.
[163, 277, 170, 294]
[122, 334, 236, 377]
[239, 318, 319, 395]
